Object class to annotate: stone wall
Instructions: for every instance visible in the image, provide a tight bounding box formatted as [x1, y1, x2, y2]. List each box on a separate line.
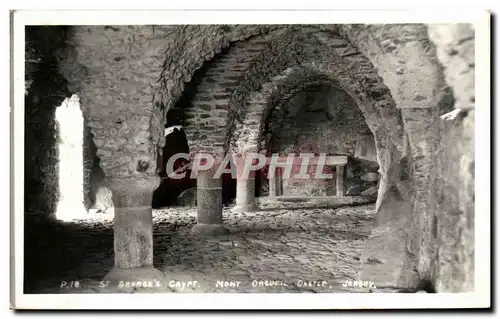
[86, 131, 113, 213]
[81, 104, 113, 213]
[24, 26, 71, 292]
[82, 117, 94, 210]
[270, 85, 378, 197]
[25, 27, 112, 218]
[345, 159, 379, 197]
[58, 25, 292, 178]
[270, 86, 371, 154]
[25, 77, 60, 220]
[282, 159, 379, 198]
[425, 23, 475, 292]
[334, 24, 475, 292]
[283, 165, 336, 197]
[358, 24, 475, 293]
[431, 110, 474, 292]
[25, 26, 71, 220]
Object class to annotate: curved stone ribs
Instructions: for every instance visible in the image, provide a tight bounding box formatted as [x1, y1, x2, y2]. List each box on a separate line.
[226, 30, 330, 151]
[59, 25, 284, 178]
[338, 24, 448, 110]
[427, 24, 475, 110]
[220, 38, 421, 288]
[175, 27, 333, 154]
[233, 64, 401, 156]
[156, 25, 288, 111]
[237, 69, 341, 153]
[156, 25, 327, 112]
[222, 32, 401, 156]
[178, 28, 291, 155]
[337, 24, 456, 289]
[58, 25, 406, 179]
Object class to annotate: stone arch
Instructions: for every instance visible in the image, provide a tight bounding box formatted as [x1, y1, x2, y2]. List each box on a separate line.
[214, 27, 446, 288]
[59, 24, 450, 180]
[244, 74, 380, 198]
[157, 24, 450, 117]
[229, 62, 402, 195]
[222, 31, 405, 156]
[59, 25, 286, 178]
[155, 25, 290, 112]
[231, 65, 389, 198]
[49, 23, 474, 292]
[337, 24, 449, 110]
[228, 69, 400, 194]
[167, 26, 405, 158]
[165, 26, 378, 154]
[336, 25, 457, 283]
[232, 26, 454, 288]
[230, 68, 343, 154]
[168, 28, 295, 154]
[180, 28, 418, 256]
[160, 26, 434, 158]
[231, 67, 380, 154]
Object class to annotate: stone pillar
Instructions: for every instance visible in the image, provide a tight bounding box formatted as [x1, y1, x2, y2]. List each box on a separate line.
[191, 165, 228, 236]
[234, 173, 258, 212]
[336, 165, 345, 197]
[103, 175, 165, 284]
[268, 167, 283, 197]
[82, 116, 94, 211]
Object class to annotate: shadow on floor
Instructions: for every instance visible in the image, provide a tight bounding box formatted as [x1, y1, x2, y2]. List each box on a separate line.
[24, 204, 376, 293]
[23, 217, 114, 293]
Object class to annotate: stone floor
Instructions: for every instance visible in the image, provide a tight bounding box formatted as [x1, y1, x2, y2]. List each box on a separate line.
[25, 204, 378, 294]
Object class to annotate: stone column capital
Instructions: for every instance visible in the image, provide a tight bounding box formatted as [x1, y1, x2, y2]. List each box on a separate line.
[104, 175, 160, 208]
[105, 175, 160, 192]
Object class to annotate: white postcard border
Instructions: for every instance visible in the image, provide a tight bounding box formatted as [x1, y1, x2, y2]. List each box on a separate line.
[11, 9, 491, 310]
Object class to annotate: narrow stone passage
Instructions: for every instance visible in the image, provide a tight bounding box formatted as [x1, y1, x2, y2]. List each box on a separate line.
[29, 204, 375, 293]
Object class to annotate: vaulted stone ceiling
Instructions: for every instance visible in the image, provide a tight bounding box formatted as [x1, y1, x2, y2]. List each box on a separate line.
[58, 24, 451, 177]
[44, 23, 475, 292]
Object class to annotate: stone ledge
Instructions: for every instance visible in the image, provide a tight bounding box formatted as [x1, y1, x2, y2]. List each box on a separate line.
[257, 195, 376, 210]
